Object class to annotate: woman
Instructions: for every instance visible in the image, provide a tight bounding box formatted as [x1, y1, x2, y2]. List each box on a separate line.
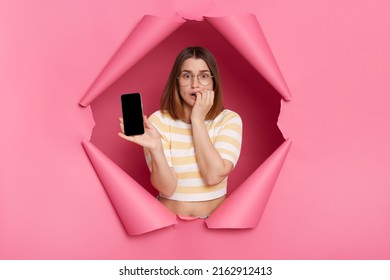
[119, 46, 242, 218]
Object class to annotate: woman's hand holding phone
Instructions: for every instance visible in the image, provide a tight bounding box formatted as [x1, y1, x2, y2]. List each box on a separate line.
[118, 116, 163, 152]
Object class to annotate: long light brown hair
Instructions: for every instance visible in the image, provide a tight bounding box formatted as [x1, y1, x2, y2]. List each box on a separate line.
[160, 46, 224, 120]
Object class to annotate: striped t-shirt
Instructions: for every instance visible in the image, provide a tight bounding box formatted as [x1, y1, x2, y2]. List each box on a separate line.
[145, 109, 242, 202]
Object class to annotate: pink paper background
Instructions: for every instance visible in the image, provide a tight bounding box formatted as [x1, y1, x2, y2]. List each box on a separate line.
[1, 0, 390, 259]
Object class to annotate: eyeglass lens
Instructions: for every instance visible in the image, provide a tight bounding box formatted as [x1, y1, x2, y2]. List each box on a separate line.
[179, 72, 212, 86]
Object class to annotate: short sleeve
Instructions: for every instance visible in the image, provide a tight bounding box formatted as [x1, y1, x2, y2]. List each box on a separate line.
[214, 112, 243, 167]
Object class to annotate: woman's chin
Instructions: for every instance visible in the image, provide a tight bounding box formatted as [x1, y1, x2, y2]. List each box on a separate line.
[185, 99, 196, 107]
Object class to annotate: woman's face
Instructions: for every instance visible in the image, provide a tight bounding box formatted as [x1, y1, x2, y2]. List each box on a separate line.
[177, 58, 214, 109]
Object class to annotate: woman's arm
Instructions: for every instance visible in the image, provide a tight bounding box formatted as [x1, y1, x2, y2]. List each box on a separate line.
[191, 119, 233, 185]
[191, 91, 234, 186]
[147, 146, 177, 197]
[119, 116, 177, 196]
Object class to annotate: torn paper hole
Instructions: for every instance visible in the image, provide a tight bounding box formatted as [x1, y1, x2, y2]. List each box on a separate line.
[81, 14, 292, 235]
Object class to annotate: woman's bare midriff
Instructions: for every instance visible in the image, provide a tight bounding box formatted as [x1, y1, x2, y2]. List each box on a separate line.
[158, 195, 226, 217]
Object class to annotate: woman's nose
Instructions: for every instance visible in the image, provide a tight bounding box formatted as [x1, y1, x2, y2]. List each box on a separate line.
[191, 76, 200, 87]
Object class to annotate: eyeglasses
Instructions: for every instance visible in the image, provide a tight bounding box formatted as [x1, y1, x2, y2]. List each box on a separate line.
[177, 71, 214, 86]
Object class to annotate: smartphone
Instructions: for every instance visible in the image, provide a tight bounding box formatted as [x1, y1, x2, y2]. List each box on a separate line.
[121, 93, 145, 136]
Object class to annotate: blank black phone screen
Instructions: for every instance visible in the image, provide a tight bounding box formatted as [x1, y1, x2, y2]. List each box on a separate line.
[121, 93, 145, 136]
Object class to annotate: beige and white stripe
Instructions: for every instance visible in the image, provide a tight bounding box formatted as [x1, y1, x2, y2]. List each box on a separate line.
[145, 109, 242, 202]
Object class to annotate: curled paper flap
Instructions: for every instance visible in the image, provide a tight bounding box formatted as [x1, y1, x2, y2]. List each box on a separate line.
[206, 139, 292, 229]
[82, 140, 177, 235]
[79, 15, 185, 106]
[204, 14, 292, 101]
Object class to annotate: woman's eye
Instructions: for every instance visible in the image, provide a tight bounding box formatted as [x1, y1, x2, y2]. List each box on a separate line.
[201, 74, 209, 79]
[183, 73, 191, 79]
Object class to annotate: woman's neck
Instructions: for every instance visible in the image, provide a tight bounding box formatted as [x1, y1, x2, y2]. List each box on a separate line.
[182, 106, 192, 124]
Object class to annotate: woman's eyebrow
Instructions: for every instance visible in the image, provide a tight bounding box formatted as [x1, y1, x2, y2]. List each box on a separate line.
[181, 69, 211, 73]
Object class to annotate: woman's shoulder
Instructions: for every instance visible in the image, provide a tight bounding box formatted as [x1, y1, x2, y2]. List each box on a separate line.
[222, 108, 240, 117]
[217, 109, 242, 123]
[149, 110, 176, 127]
[149, 110, 172, 120]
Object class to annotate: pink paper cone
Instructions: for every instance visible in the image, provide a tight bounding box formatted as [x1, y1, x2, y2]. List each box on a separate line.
[82, 140, 177, 235]
[205, 14, 292, 101]
[79, 15, 185, 106]
[206, 139, 292, 229]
